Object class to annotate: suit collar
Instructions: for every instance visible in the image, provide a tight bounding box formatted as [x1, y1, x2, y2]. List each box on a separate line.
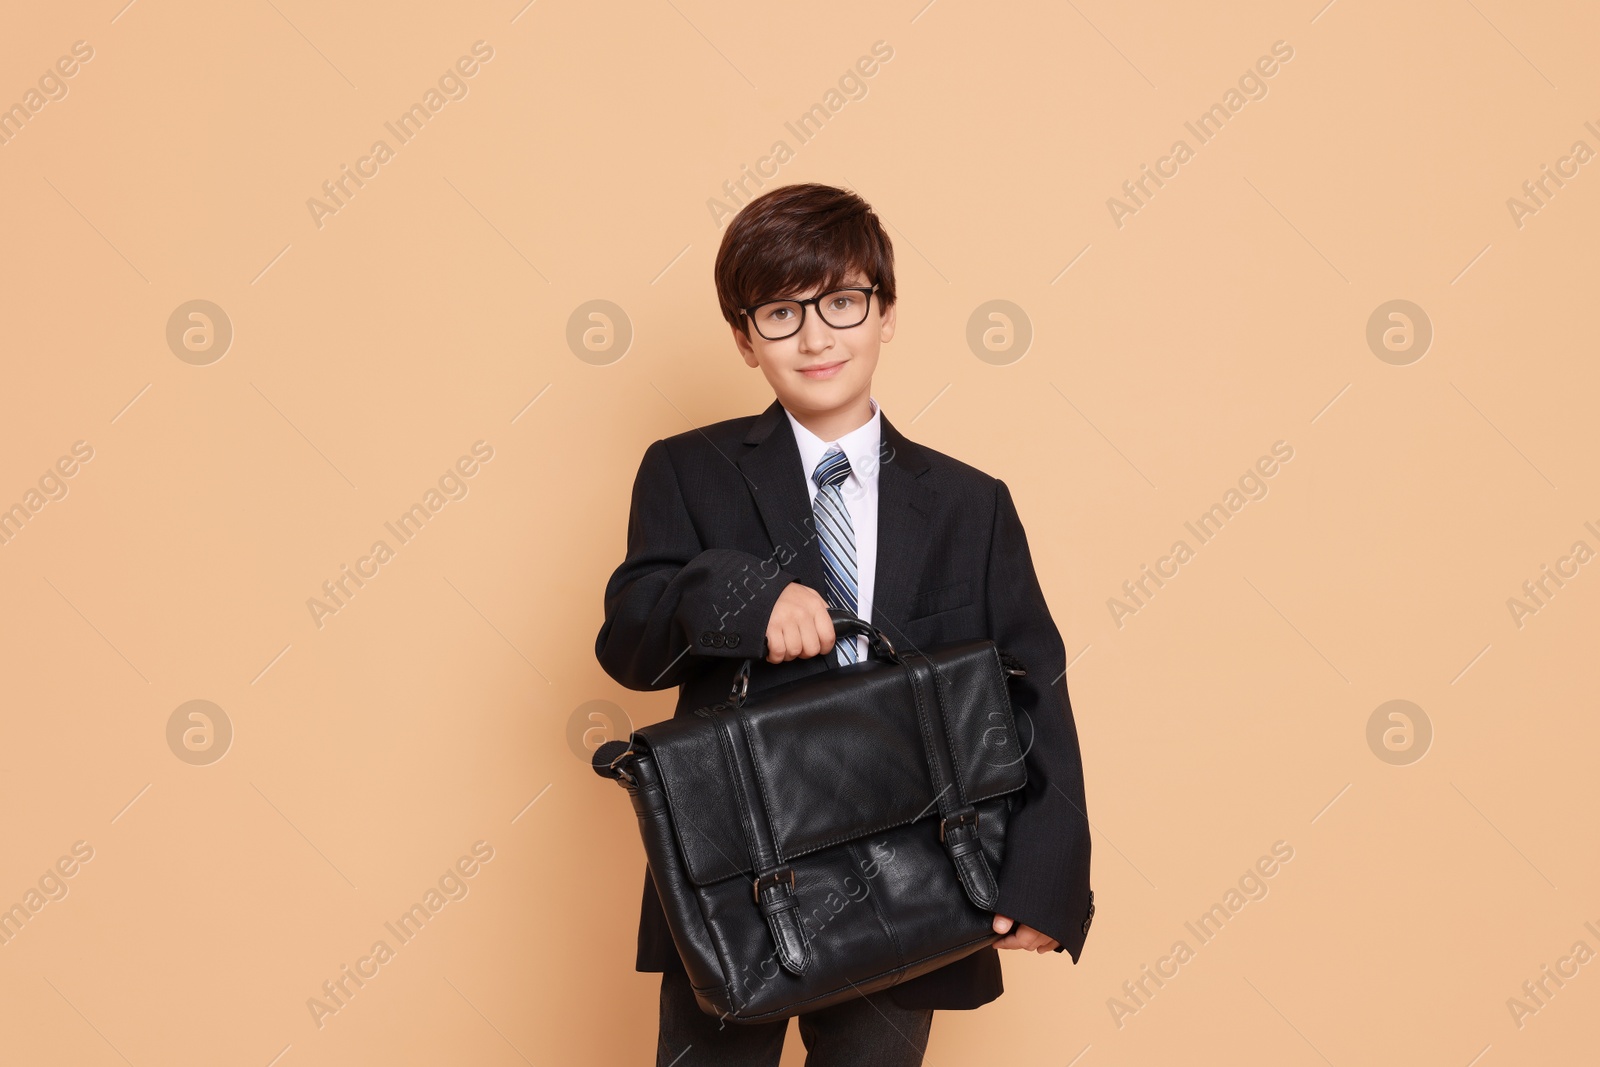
[783, 396, 883, 494]
[740, 396, 930, 475]
[739, 397, 934, 647]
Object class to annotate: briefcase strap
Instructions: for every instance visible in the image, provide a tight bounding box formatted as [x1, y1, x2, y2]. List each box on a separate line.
[593, 729, 811, 978]
[901, 651, 1001, 912]
[705, 704, 811, 978]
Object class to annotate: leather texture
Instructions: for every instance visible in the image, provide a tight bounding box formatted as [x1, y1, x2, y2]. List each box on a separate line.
[598, 619, 1029, 1023]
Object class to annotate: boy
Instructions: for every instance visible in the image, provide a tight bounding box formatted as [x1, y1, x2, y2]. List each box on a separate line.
[595, 183, 1093, 1066]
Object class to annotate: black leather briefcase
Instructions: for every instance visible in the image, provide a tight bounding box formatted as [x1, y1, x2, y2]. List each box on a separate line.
[593, 610, 1030, 1023]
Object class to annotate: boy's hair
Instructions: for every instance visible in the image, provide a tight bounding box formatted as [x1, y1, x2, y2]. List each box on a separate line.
[714, 183, 897, 336]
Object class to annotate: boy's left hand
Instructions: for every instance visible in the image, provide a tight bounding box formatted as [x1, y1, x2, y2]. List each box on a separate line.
[991, 914, 1060, 953]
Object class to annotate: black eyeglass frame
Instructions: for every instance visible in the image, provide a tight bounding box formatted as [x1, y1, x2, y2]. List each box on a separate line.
[739, 284, 880, 341]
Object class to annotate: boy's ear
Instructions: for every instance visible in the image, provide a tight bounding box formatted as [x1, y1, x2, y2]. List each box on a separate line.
[732, 322, 760, 367]
[878, 300, 897, 344]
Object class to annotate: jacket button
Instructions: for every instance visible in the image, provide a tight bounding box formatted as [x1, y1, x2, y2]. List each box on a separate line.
[727, 634, 740, 648]
[712, 633, 726, 647]
[700, 632, 714, 645]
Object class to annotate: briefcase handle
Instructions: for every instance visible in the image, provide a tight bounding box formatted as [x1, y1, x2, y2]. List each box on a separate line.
[728, 608, 899, 708]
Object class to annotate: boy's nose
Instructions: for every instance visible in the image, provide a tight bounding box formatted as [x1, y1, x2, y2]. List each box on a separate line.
[796, 309, 833, 352]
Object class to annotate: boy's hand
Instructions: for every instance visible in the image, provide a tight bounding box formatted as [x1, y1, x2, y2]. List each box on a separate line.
[992, 914, 1060, 953]
[764, 583, 837, 664]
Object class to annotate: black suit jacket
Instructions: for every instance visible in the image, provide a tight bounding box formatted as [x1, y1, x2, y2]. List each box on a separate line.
[595, 397, 1093, 1011]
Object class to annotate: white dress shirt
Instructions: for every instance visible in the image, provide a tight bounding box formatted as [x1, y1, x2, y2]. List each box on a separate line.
[784, 395, 882, 662]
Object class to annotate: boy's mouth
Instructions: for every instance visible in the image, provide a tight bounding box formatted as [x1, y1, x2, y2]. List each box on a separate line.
[798, 360, 846, 380]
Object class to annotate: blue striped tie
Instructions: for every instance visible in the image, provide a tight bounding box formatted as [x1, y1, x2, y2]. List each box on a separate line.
[811, 447, 859, 665]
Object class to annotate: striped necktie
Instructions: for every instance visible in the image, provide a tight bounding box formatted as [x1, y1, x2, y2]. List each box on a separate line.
[811, 446, 860, 664]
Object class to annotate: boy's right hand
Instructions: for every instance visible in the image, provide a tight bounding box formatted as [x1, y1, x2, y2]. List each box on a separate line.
[764, 582, 838, 664]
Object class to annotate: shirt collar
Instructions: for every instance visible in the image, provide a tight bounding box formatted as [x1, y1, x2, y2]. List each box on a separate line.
[785, 396, 882, 488]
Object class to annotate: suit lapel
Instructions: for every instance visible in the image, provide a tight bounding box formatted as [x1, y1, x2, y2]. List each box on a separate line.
[739, 399, 829, 597]
[870, 410, 935, 641]
[738, 398, 935, 643]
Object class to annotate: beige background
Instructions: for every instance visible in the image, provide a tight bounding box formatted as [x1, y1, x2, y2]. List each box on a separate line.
[1, 0, 1596, 1063]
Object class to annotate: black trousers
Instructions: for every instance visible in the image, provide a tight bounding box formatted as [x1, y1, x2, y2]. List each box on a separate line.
[655, 967, 935, 1067]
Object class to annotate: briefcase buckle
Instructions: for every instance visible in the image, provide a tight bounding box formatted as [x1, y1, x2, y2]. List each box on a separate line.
[752, 866, 795, 902]
[939, 809, 979, 841]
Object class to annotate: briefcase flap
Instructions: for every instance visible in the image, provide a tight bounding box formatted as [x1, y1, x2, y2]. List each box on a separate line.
[636, 639, 1027, 888]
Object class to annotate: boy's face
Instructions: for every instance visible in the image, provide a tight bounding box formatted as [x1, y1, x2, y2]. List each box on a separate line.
[732, 269, 895, 420]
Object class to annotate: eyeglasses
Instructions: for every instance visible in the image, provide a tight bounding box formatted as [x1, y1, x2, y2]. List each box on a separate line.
[741, 284, 878, 341]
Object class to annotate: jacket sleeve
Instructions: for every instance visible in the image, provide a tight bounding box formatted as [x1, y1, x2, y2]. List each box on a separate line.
[985, 478, 1095, 961]
[595, 438, 806, 692]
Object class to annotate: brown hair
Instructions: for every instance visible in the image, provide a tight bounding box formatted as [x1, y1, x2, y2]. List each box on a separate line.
[713, 183, 896, 335]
